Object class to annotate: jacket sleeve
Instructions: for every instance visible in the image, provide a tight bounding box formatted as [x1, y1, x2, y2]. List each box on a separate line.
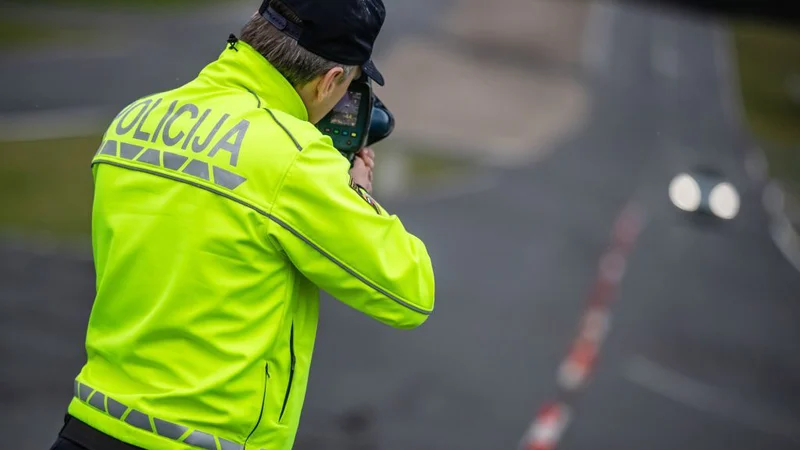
[267, 138, 435, 329]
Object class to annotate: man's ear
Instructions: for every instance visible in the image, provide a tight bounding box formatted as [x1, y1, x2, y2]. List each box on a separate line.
[316, 67, 346, 100]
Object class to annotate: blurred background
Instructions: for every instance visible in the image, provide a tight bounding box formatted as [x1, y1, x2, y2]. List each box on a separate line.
[1, 0, 799, 449]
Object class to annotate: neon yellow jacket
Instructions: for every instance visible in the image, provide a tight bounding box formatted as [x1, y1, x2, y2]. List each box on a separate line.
[67, 40, 435, 450]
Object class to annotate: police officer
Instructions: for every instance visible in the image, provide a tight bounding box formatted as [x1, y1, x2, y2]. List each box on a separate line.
[49, 0, 435, 448]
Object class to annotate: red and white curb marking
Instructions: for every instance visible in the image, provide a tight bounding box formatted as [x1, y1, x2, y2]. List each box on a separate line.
[519, 203, 644, 450]
[520, 402, 573, 450]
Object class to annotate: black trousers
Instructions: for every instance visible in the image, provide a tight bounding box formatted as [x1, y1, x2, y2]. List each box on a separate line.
[49, 437, 87, 450]
[49, 415, 143, 450]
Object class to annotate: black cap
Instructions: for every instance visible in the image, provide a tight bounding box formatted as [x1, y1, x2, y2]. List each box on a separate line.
[258, 0, 386, 86]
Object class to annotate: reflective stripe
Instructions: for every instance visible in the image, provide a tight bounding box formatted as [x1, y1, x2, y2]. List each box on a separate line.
[94, 139, 250, 193]
[78, 383, 93, 402]
[73, 381, 253, 450]
[88, 391, 106, 412]
[163, 151, 188, 170]
[153, 418, 188, 440]
[137, 148, 161, 166]
[183, 430, 217, 450]
[97, 140, 118, 157]
[219, 437, 244, 450]
[120, 143, 144, 160]
[213, 166, 247, 190]
[124, 409, 152, 432]
[183, 160, 210, 180]
[106, 396, 127, 419]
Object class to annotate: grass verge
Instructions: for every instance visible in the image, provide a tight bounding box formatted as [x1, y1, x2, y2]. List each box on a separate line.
[0, 135, 100, 239]
[731, 20, 800, 197]
[0, 135, 476, 242]
[0, 18, 96, 49]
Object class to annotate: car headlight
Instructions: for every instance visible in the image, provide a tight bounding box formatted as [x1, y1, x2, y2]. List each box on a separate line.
[708, 182, 740, 220]
[669, 173, 702, 212]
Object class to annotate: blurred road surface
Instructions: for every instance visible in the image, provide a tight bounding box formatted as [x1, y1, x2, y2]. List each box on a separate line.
[0, 0, 452, 115]
[2, 1, 800, 450]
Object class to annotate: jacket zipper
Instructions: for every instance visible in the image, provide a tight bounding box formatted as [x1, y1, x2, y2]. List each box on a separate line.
[279, 323, 296, 422]
[245, 363, 269, 443]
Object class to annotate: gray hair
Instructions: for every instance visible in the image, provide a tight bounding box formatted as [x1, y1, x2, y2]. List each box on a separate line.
[239, 1, 357, 87]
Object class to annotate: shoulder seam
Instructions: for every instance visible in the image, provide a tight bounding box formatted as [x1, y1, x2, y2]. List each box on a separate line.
[263, 108, 302, 151]
[245, 88, 262, 108]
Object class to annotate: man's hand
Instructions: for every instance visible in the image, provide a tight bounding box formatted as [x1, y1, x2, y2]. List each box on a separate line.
[349, 147, 375, 193]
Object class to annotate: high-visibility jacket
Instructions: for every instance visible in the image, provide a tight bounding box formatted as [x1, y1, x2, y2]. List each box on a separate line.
[67, 39, 435, 450]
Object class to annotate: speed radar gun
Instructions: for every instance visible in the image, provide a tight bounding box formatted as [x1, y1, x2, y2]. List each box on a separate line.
[316, 72, 395, 165]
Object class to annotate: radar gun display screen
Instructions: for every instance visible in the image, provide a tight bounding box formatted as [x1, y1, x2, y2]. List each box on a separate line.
[330, 92, 362, 127]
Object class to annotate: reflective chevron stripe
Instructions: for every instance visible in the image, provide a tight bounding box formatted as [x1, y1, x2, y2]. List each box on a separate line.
[73, 380, 261, 450]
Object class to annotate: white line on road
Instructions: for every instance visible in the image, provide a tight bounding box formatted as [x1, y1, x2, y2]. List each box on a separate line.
[769, 214, 800, 274]
[625, 356, 800, 444]
[582, 0, 617, 75]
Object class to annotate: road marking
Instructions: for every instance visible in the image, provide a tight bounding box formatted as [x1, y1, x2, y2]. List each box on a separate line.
[770, 215, 800, 274]
[625, 356, 800, 444]
[519, 202, 645, 450]
[599, 250, 627, 284]
[582, 0, 617, 74]
[519, 402, 572, 450]
[762, 182, 800, 274]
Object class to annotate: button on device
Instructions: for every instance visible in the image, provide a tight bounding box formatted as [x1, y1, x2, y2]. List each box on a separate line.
[351, 132, 357, 137]
[324, 128, 331, 132]
[346, 140, 353, 146]
[333, 129, 340, 135]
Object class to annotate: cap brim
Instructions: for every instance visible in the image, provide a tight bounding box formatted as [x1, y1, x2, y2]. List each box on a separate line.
[362, 59, 385, 86]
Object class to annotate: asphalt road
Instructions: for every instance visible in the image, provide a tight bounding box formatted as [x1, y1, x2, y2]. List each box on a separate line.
[0, 0, 452, 115]
[298, 3, 800, 449]
[2, 1, 800, 450]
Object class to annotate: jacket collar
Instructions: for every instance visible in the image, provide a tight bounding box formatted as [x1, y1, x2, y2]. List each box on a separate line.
[200, 39, 309, 122]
